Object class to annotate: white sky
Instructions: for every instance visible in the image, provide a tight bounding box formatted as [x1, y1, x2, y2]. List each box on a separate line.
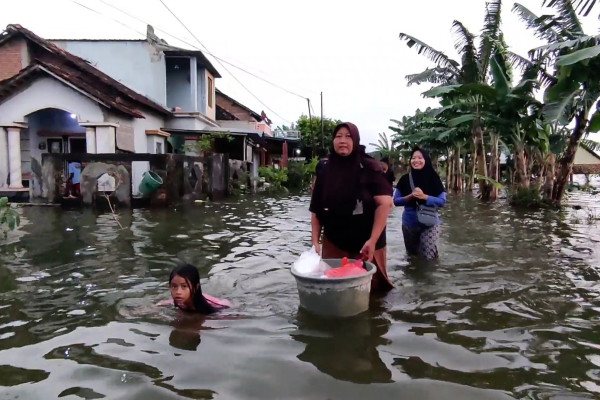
[1, 0, 599, 149]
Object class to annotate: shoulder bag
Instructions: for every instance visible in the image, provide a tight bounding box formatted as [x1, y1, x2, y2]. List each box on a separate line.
[409, 173, 438, 227]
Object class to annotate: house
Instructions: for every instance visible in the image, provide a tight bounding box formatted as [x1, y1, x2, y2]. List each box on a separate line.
[52, 26, 298, 173]
[0, 24, 178, 200]
[571, 145, 600, 184]
[0, 24, 297, 203]
[214, 89, 300, 171]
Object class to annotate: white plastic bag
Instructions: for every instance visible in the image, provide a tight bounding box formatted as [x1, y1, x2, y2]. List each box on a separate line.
[292, 246, 331, 276]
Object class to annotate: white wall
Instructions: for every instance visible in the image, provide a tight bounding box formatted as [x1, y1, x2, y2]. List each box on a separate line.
[52, 40, 167, 106]
[574, 147, 600, 165]
[219, 120, 257, 131]
[198, 65, 206, 114]
[165, 116, 215, 131]
[106, 110, 166, 196]
[0, 77, 104, 124]
[146, 136, 165, 154]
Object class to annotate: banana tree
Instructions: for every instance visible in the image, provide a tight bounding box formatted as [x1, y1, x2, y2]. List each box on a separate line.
[514, 0, 600, 205]
[422, 52, 546, 202]
[544, 0, 598, 16]
[399, 0, 503, 198]
[390, 106, 472, 191]
[369, 132, 400, 165]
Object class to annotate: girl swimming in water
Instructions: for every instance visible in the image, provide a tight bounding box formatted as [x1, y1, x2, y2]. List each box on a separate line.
[163, 264, 232, 314]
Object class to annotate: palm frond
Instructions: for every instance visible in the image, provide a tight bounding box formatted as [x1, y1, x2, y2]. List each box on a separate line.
[399, 33, 461, 73]
[405, 67, 458, 86]
[542, 88, 580, 123]
[508, 52, 557, 87]
[543, 0, 584, 36]
[508, 51, 534, 70]
[478, 0, 502, 77]
[512, 3, 562, 42]
[580, 138, 600, 151]
[528, 34, 600, 59]
[452, 21, 479, 83]
[572, 0, 597, 15]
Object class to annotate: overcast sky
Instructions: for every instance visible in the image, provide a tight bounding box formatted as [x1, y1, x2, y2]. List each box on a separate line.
[1, 0, 599, 149]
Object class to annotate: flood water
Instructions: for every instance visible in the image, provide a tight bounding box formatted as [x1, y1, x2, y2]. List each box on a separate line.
[0, 186, 599, 399]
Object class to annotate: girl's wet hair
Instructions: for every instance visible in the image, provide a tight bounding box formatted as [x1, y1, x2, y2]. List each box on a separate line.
[169, 264, 217, 315]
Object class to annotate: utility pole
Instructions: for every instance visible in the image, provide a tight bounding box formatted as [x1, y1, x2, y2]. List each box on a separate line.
[307, 98, 315, 158]
[320, 91, 324, 150]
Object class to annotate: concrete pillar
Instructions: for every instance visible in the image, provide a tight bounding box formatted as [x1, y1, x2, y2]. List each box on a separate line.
[242, 136, 247, 162]
[95, 126, 116, 153]
[190, 57, 198, 112]
[7, 126, 23, 189]
[85, 127, 96, 154]
[0, 128, 8, 188]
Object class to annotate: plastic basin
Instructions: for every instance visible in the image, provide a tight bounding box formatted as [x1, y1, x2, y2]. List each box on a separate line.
[291, 258, 376, 317]
[139, 171, 163, 196]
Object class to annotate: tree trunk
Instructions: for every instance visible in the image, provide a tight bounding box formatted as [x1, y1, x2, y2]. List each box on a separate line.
[453, 144, 462, 192]
[543, 153, 555, 201]
[514, 148, 529, 189]
[473, 124, 490, 200]
[467, 153, 475, 192]
[552, 109, 588, 205]
[487, 135, 499, 201]
[445, 148, 451, 189]
[525, 148, 534, 187]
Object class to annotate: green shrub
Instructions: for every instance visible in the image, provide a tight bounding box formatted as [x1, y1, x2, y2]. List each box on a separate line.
[508, 186, 548, 208]
[286, 161, 306, 189]
[259, 166, 288, 191]
[0, 197, 20, 238]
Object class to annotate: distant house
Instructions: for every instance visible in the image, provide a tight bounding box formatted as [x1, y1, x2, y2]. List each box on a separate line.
[571, 145, 600, 186]
[0, 24, 298, 201]
[572, 145, 600, 175]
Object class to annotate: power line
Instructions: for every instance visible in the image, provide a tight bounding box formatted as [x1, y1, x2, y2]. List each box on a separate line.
[70, 0, 147, 39]
[157, 0, 293, 123]
[96, 0, 312, 99]
[73, 0, 306, 123]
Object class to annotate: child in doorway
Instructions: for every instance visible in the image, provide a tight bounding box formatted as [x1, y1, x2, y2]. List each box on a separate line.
[158, 264, 232, 314]
[66, 161, 82, 198]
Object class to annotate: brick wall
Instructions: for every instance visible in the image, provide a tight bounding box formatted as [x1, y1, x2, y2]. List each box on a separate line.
[0, 39, 25, 81]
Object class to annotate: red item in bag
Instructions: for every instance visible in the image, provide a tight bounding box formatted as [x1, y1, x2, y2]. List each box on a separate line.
[325, 259, 367, 278]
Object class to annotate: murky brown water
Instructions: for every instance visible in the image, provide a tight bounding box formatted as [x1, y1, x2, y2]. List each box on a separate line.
[0, 187, 599, 399]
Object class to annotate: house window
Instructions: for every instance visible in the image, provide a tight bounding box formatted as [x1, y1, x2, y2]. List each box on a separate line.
[208, 76, 213, 108]
[156, 142, 163, 154]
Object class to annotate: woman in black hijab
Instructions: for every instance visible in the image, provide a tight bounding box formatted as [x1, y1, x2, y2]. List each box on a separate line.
[394, 147, 446, 260]
[310, 122, 394, 291]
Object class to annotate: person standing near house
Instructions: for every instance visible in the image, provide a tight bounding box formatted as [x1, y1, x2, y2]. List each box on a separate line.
[66, 161, 82, 198]
[393, 147, 446, 260]
[310, 122, 394, 292]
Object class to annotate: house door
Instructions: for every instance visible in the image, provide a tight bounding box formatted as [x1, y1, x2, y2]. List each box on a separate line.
[69, 138, 86, 154]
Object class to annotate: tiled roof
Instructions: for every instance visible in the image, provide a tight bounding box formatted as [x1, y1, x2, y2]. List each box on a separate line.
[0, 62, 148, 118]
[0, 24, 171, 117]
[215, 88, 261, 121]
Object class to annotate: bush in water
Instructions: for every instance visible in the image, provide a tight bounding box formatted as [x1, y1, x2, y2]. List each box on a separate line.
[0, 197, 20, 238]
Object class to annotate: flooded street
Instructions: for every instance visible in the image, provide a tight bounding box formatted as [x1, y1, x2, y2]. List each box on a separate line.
[0, 190, 599, 399]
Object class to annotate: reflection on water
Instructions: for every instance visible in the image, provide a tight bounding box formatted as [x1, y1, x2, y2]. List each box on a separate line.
[292, 305, 392, 384]
[0, 190, 598, 399]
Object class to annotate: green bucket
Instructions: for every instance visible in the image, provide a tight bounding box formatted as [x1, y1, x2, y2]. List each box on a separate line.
[139, 171, 163, 196]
